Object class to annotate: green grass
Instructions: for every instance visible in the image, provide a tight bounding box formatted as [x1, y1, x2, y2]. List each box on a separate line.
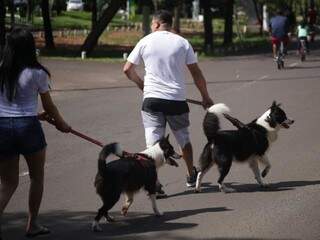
[32, 11, 135, 30]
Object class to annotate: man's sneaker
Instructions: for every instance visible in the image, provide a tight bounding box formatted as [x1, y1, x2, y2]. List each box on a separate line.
[186, 167, 198, 187]
[155, 183, 167, 199]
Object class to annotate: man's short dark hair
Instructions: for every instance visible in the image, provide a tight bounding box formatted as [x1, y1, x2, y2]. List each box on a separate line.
[153, 10, 173, 27]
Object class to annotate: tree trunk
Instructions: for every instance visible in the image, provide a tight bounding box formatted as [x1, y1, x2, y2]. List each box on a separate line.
[173, 0, 182, 33]
[0, 0, 5, 49]
[202, 0, 213, 53]
[56, 0, 63, 16]
[27, 0, 33, 22]
[41, 0, 55, 49]
[142, 5, 151, 36]
[223, 0, 234, 45]
[152, 0, 158, 11]
[252, 0, 263, 35]
[9, 0, 15, 28]
[309, 0, 315, 8]
[91, 0, 97, 30]
[81, 0, 126, 55]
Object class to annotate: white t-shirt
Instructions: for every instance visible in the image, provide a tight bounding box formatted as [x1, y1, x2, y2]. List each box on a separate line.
[127, 31, 197, 101]
[0, 68, 50, 117]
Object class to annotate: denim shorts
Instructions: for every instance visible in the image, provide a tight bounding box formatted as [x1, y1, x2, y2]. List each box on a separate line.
[0, 116, 47, 156]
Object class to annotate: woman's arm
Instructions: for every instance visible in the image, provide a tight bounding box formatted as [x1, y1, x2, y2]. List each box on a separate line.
[39, 91, 70, 133]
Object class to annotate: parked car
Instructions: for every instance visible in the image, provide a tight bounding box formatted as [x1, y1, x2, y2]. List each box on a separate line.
[66, 0, 84, 11]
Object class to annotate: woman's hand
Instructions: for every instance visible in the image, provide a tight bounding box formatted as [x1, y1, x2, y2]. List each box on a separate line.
[55, 120, 71, 133]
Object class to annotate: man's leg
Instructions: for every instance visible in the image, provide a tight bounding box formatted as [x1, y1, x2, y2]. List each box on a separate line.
[272, 43, 277, 58]
[181, 142, 194, 176]
[141, 111, 167, 197]
[171, 127, 197, 187]
[168, 113, 197, 187]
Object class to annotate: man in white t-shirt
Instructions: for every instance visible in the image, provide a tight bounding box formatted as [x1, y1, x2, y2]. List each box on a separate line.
[123, 10, 214, 196]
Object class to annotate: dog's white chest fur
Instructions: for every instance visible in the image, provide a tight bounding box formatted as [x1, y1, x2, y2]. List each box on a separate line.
[256, 109, 279, 143]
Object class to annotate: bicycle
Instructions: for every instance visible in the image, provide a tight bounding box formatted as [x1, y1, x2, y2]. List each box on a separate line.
[299, 38, 307, 62]
[275, 41, 285, 70]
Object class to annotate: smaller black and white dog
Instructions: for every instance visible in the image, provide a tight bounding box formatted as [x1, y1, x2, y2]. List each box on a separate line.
[195, 101, 294, 193]
[92, 135, 180, 232]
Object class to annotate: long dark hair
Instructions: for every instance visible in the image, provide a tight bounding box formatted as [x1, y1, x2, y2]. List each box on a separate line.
[0, 28, 50, 101]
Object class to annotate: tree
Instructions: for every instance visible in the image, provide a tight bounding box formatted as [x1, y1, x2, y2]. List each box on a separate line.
[27, 0, 33, 21]
[141, 0, 153, 36]
[173, 0, 183, 33]
[92, 0, 98, 30]
[8, 0, 15, 28]
[252, 0, 263, 35]
[223, 0, 234, 45]
[41, 0, 55, 49]
[81, 0, 126, 55]
[0, 0, 5, 49]
[201, 0, 213, 53]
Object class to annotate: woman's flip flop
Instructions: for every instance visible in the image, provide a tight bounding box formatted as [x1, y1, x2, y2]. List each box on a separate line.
[25, 226, 50, 238]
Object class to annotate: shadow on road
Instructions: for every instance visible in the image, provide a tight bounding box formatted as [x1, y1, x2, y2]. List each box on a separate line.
[3, 207, 230, 240]
[232, 179, 320, 193]
[169, 180, 320, 197]
[286, 65, 320, 70]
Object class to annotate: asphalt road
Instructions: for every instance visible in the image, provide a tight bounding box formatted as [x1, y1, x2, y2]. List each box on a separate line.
[3, 49, 320, 240]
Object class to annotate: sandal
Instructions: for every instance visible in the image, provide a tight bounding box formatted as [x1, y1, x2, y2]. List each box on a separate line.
[25, 226, 50, 238]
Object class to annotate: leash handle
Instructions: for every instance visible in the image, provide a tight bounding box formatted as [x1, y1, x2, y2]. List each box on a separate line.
[186, 98, 203, 106]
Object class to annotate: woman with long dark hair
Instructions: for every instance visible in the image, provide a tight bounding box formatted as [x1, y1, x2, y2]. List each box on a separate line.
[0, 28, 70, 239]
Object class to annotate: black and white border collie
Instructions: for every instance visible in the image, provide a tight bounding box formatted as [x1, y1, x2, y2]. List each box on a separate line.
[92, 135, 180, 232]
[195, 101, 294, 193]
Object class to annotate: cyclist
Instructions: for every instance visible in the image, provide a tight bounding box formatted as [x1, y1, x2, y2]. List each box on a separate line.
[269, 10, 290, 60]
[297, 20, 310, 54]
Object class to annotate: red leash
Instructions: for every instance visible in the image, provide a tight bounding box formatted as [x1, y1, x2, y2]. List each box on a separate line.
[41, 98, 202, 149]
[69, 128, 104, 147]
[41, 116, 104, 148]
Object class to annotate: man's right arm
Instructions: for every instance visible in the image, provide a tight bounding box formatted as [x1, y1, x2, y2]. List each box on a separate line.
[123, 61, 144, 91]
[187, 63, 214, 108]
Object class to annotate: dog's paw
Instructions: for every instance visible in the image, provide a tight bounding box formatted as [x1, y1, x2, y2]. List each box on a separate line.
[220, 185, 236, 193]
[260, 183, 270, 188]
[105, 214, 115, 222]
[261, 169, 268, 178]
[155, 211, 163, 217]
[121, 207, 128, 216]
[194, 188, 201, 193]
[92, 221, 102, 232]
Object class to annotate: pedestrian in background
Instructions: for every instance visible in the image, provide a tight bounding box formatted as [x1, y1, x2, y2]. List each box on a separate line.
[0, 28, 70, 239]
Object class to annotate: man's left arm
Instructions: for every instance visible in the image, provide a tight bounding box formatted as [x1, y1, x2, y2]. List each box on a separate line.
[187, 63, 214, 108]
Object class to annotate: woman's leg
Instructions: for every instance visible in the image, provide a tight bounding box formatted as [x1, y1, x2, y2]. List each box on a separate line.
[23, 148, 46, 233]
[0, 155, 20, 237]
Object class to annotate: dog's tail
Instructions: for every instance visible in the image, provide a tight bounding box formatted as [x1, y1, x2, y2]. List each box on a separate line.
[203, 103, 230, 141]
[98, 143, 123, 174]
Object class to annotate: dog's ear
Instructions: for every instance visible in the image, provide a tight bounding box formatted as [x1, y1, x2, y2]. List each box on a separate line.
[271, 101, 282, 110]
[166, 134, 170, 140]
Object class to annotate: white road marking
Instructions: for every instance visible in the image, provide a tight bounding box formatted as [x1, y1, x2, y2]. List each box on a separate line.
[289, 62, 299, 67]
[19, 171, 29, 177]
[258, 75, 269, 80]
